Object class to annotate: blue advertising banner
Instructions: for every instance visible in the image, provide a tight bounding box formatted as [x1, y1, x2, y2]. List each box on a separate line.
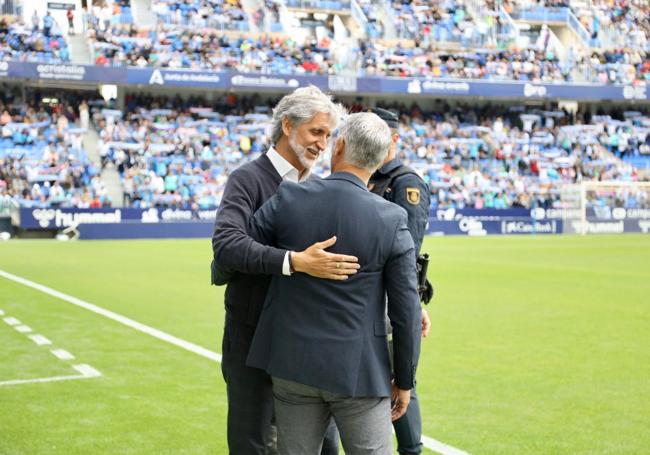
[79, 221, 213, 239]
[7, 61, 127, 84]
[128, 68, 330, 91]
[1, 61, 648, 102]
[127, 68, 227, 88]
[19, 207, 216, 230]
[377, 76, 649, 101]
[18, 207, 650, 238]
[427, 218, 562, 236]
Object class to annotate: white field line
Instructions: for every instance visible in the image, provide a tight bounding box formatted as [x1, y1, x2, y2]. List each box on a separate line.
[51, 349, 75, 360]
[28, 334, 52, 346]
[15, 325, 32, 333]
[0, 309, 4, 315]
[0, 268, 467, 455]
[422, 435, 470, 455]
[0, 363, 102, 387]
[3, 316, 21, 326]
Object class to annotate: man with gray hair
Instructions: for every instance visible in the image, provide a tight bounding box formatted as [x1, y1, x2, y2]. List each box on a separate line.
[244, 112, 422, 454]
[212, 86, 357, 454]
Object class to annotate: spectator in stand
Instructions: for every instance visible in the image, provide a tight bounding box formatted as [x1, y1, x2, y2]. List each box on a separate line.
[31, 11, 40, 32]
[43, 12, 54, 38]
[67, 7, 75, 35]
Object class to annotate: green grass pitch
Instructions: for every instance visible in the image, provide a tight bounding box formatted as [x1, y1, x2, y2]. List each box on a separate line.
[0, 235, 649, 454]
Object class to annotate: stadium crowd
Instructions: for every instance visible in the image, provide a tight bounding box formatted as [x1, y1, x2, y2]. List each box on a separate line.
[90, 27, 338, 74]
[87, 94, 649, 211]
[79, 0, 647, 82]
[359, 44, 571, 81]
[0, 13, 70, 63]
[152, 0, 250, 31]
[0, 0, 646, 83]
[1, 88, 648, 211]
[0, 91, 105, 208]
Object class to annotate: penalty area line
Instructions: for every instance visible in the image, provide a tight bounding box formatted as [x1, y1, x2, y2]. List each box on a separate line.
[0, 268, 468, 455]
[0, 364, 102, 387]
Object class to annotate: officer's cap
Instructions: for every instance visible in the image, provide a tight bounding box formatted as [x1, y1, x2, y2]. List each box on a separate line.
[366, 107, 399, 129]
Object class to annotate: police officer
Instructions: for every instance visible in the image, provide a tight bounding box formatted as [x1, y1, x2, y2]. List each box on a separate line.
[367, 107, 431, 455]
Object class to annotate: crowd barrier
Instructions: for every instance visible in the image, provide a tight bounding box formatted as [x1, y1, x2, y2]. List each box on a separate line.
[16, 207, 650, 239]
[1, 62, 648, 101]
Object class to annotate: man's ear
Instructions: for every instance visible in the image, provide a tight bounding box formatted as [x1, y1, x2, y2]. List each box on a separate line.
[282, 117, 292, 137]
[334, 137, 345, 157]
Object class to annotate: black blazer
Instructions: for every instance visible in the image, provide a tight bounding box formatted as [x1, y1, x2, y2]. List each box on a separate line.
[246, 172, 421, 397]
[211, 154, 287, 327]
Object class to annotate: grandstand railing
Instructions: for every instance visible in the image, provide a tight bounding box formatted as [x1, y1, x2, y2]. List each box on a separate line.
[566, 9, 592, 48]
[508, 6, 592, 48]
[510, 6, 569, 23]
[350, 0, 368, 35]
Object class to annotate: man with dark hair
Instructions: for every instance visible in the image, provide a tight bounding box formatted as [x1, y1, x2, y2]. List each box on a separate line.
[367, 107, 432, 455]
[212, 86, 356, 455]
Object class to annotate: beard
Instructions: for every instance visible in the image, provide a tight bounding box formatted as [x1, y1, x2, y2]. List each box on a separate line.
[289, 132, 320, 170]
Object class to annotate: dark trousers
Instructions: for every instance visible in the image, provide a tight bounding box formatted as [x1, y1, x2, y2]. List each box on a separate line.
[393, 387, 423, 454]
[389, 339, 423, 455]
[221, 318, 339, 455]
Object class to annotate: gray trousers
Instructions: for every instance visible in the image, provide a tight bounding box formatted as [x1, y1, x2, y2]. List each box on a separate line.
[221, 319, 339, 454]
[272, 377, 393, 455]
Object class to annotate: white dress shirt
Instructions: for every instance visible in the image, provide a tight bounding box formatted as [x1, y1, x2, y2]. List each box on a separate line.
[266, 147, 310, 274]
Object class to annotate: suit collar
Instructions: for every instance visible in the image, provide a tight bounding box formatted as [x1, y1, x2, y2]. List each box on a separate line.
[325, 172, 368, 191]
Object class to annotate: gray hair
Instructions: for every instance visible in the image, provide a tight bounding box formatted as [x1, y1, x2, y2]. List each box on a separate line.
[271, 86, 344, 144]
[337, 112, 391, 170]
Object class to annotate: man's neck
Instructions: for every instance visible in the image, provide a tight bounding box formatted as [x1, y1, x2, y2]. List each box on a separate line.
[274, 137, 305, 174]
[333, 164, 372, 186]
[381, 149, 397, 167]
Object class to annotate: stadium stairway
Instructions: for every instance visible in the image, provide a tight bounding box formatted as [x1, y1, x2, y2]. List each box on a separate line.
[68, 33, 92, 65]
[132, 0, 157, 28]
[83, 127, 124, 207]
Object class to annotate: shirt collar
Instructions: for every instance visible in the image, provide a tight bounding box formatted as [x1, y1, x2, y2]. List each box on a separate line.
[266, 146, 310, 182]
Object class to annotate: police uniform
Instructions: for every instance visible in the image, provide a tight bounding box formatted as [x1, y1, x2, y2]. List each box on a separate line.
[368, 107, 431, 455]
[369, 158, 430, 255]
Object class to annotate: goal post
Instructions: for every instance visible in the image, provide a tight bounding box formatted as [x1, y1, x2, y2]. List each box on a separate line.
[560, 181, 650, 235]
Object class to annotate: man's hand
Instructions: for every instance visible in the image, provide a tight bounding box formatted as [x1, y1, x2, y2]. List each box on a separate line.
[291, 236, 359, 281]
[391, 381, 411, 421]
[421, 308, 431, 338]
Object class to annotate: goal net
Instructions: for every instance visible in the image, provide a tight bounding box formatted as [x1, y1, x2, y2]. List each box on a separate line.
[559, 181, 650, 235]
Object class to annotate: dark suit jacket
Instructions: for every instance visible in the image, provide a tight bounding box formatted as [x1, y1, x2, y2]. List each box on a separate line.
[211, 153, 287, 327]
[246, 172, 421, 397]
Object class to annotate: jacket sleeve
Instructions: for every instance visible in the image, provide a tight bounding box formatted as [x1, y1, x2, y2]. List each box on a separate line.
[384, 210, 421, 390]
[391, 174, 430, 255]
[211, 169, 286, 285]
[247, 185, 285, 249]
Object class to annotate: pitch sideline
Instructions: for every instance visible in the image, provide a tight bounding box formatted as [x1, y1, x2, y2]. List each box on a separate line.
[0, 268, 470, 455]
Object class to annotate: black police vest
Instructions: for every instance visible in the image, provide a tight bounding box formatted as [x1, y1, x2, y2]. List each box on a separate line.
[369, 165, 420, 200]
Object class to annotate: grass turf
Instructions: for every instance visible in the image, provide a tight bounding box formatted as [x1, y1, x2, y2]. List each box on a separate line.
[0, 235, 649, 454]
